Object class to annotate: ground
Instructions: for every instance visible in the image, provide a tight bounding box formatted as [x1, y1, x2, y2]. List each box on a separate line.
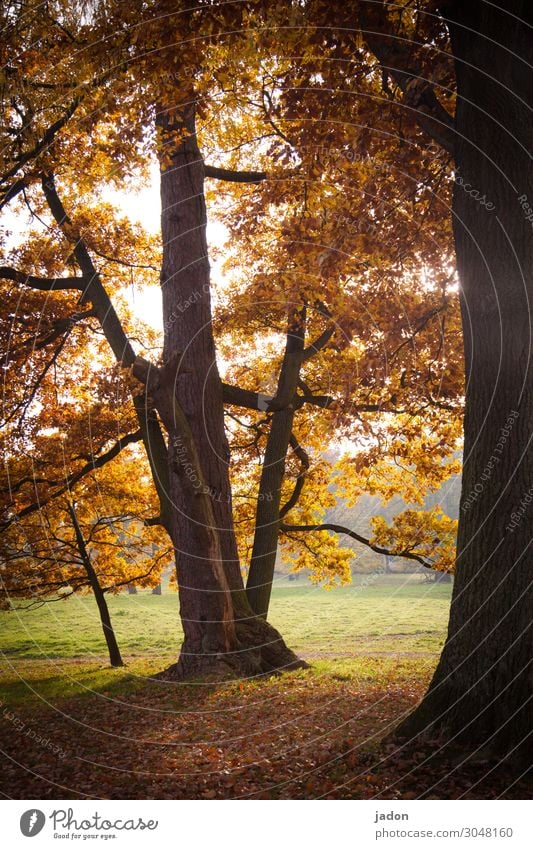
[0, 576, 530, 799]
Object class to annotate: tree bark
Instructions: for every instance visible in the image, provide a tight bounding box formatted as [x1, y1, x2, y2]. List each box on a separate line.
[67, 504, 123, 668]
[154, 97, 304, 678]
[395, 1, 533, 764]
[246, 310, 305, 617]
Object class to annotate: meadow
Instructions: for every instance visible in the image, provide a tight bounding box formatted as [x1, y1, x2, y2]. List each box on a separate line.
[1, 575, 528, 799]
[0, 574, 452, 665]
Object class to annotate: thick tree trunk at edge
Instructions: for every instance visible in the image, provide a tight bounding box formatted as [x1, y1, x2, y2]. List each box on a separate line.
[395, 1, 533, 766]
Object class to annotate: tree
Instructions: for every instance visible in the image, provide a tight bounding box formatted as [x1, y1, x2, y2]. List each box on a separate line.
[0, 1, 308, 678]
[0, 1, 463, 677]
[354, 0, 533, 762]
[222, 305, 460, 613]
[0, 451, 171, 667]
[208, 11, 462, 615]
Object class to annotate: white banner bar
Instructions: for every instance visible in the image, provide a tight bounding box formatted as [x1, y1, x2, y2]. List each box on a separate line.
[2, 799, 531, 848]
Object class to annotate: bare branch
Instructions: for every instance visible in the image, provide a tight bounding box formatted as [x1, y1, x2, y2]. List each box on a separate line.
[0, 266, 85, 291]
[204, 165, 266, 183]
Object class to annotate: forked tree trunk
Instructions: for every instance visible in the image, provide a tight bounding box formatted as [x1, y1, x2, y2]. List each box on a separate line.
[154, 97, 304, 678]
[396, 1, 533, 764]
[246, 310, 305, 617]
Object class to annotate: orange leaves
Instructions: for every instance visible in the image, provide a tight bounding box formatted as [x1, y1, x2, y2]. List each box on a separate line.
[1, 0, 465, 605]
[0, 443, 170, 608]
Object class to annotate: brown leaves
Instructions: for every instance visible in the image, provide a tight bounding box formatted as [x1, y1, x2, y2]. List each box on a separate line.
[1, 660, 529, 800]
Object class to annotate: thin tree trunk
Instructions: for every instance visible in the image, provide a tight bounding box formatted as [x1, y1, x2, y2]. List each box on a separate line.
[396, 1, 533, 764]
[246, 310, 306, 616]
[153, 95, 304, 678]
[67, 503, 123, 668]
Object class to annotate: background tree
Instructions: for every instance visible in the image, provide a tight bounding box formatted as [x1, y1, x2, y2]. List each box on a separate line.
[1, 0, 307, 678]
[0, 451, 172, 666]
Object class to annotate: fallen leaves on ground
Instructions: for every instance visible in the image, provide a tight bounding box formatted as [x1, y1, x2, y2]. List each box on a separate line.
[0, 658, 530, 800]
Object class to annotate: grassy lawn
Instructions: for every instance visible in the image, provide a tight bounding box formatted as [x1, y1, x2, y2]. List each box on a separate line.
[1, 575, 529, 799]
[0, 573, 452, 660]
[0, 574, 452, 707]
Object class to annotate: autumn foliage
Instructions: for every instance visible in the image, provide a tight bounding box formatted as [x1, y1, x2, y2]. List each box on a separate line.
[1, 0, 462, 663]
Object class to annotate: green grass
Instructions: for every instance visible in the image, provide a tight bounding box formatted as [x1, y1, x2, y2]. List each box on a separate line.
[0, 573, 451, 661]
[269, 574, 452, 655]
[0, 575, 451, 708]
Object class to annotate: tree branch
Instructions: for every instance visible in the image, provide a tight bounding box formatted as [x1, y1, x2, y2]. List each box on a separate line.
[32, 309, 97, 350]
[0, 178, 27, 208]
[40, 173, 137, 366]
[0, 94, 84, 209]
[389, 303, 448, 361]
[0, 266, 85, 291]
[1, 429, 144, 531]
[1, 335, 68, 428]
[204, 165, 266, 183]
[1, 67, 112, 210]
[222, 381, 334, 413]
[279, 521, 432, 567]
[359, 3, 456, 156]
[12, 177, 172, 530]
[295, 393, 335, 410]
[279, 434, 310, 519]
[302, 324, 336, 360]
[222, 382, 273, 411]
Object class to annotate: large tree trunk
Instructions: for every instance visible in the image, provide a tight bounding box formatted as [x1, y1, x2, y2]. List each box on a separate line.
[396, 1, 533, 764]
[154, 97, 304, 678]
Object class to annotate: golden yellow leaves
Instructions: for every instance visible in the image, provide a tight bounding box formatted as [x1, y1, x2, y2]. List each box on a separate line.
[284, 530, 353, 588]
[371, 508, 457, 573]
[0, 444, 171, 606]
